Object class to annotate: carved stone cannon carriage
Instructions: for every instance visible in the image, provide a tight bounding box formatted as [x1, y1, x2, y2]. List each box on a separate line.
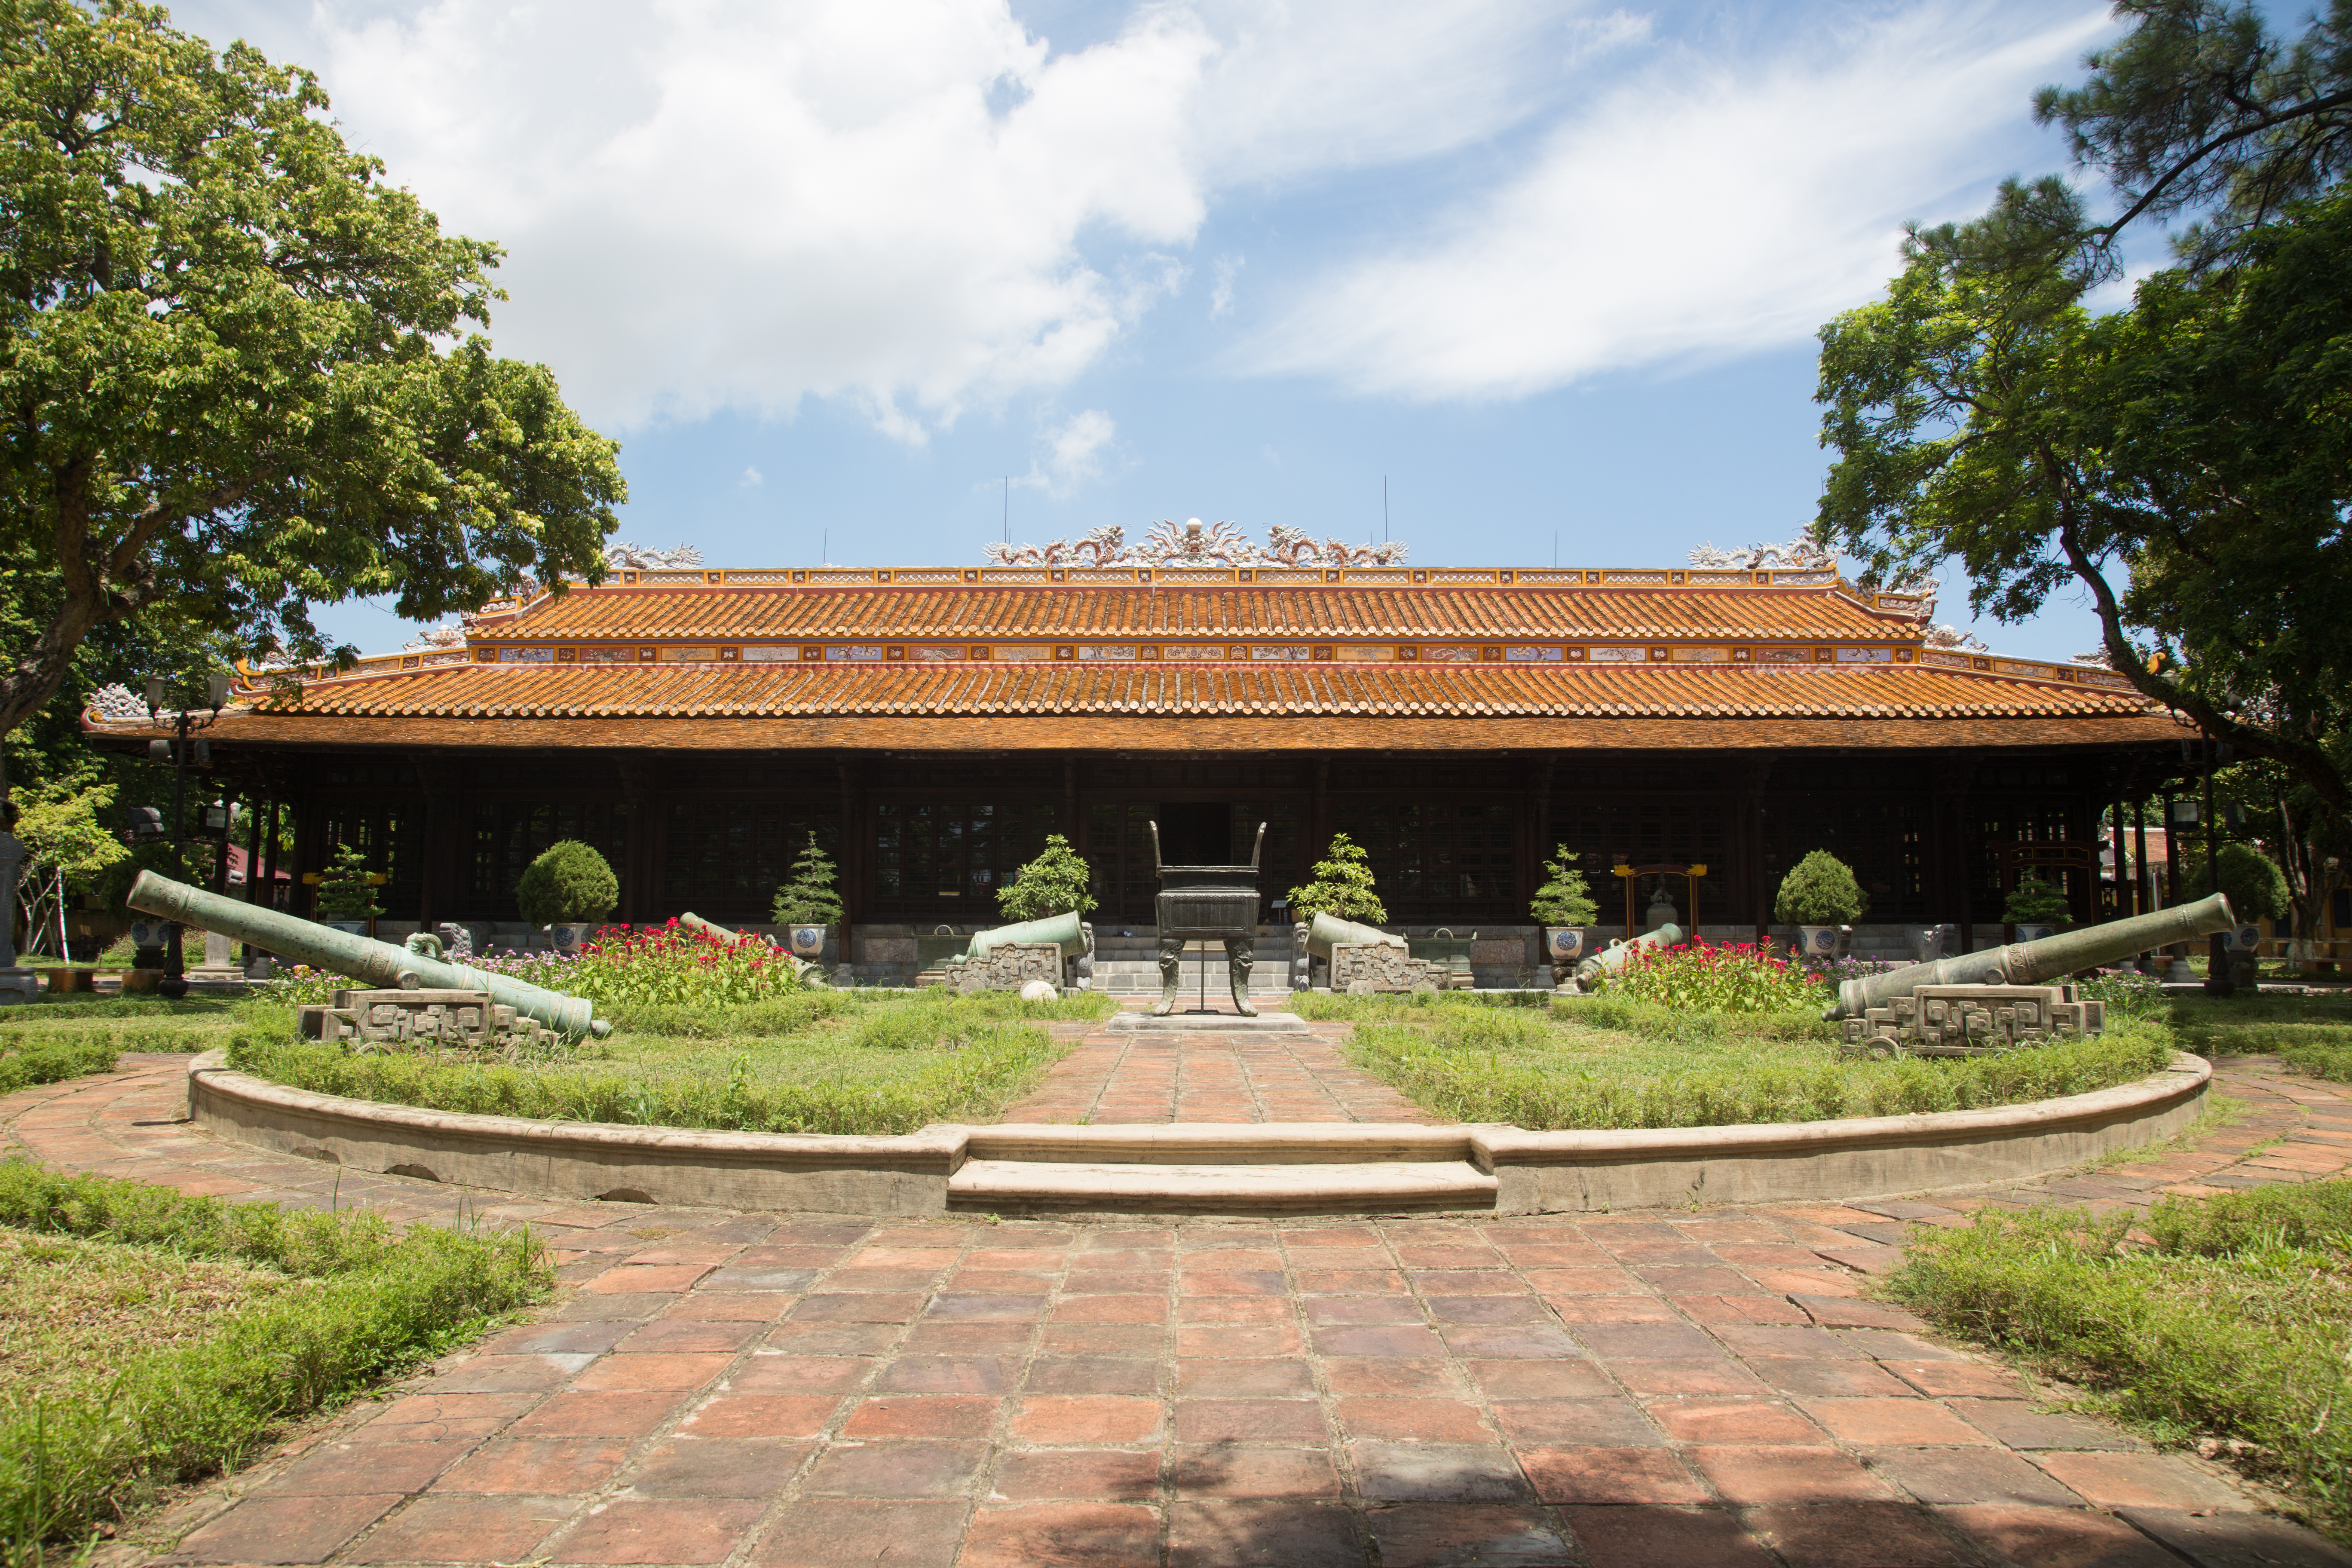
[1826, 894, 2236, 1059]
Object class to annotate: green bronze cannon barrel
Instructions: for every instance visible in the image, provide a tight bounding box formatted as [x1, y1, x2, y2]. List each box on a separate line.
[966, 911, 1089, 959]
[1823, 893, 2236, 1022]
[1304, 914, 1404, 961]
[128, 871, 609, 1038]
[1574, 923, 1684, 987]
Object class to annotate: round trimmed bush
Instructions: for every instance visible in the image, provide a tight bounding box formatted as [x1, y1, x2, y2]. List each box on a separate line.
[1774, 850, 1867, 925]
[516, 840, 619, 928]
[2182, 842, 2291, 922]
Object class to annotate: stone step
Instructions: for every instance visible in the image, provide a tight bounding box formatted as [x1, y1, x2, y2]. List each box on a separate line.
[968, 1122, 1474, 1164]
[946, 1158, 1498, 1216]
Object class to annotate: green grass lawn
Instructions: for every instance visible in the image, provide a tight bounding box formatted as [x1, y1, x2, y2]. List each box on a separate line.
[1303, 990, 2180, 1130]
[0, 1162, 546, 1556]
[1884, 1180, 2352, 1542]
[2153, 992, 2352, 1083]
[0, 1229, 309, 1407]
[226, 989, 1114, 1137]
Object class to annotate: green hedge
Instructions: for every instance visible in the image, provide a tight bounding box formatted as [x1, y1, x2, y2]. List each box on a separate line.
[0, 1162, 548, 1550]
[228, 1023, 1064, 1137]
[0, 1038, 120, 1096]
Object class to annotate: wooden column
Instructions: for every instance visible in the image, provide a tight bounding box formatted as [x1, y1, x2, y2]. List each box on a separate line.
[259, 797, 283, 912]
[2072, 785, 2101, 928]
[2133, 796, 2152, 919]
[1062, 756, 1078, 842]
[416, 766, 450, 930]
[1741, 754, 1773, 946]
[289, 789, 322, 919]
[838, 760, 865, 934]
[243, 793, 269, 904]
[2110, 783, 2129, 923]
[1952, 764, 1979, 954]
[617, 759, 652, 924]
[211, 785, 239, 896]
[1310, 756, 1330, 861]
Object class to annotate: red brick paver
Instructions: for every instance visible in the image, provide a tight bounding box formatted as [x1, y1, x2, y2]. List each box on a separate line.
[1001, 1011, 1432, 1124]
[6, 1052, 2348, 1567]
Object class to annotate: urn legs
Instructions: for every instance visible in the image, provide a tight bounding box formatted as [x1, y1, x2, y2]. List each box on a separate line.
[1224, 935, 1258, 1017]
[1153, 933, 1184, 1016]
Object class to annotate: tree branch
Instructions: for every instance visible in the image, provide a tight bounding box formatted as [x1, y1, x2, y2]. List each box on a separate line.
[2055, 514, 2351, 818]
[2090, 87, 2352, 243]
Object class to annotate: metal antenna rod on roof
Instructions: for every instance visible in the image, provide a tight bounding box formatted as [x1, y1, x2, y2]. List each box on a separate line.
[1004, 477, 1009, 543]
[1383, 475, 1387, 543]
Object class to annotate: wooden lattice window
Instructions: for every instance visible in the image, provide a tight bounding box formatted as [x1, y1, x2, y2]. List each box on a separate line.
[873, 802, 1060, 919]
[662, 805, 836, 925]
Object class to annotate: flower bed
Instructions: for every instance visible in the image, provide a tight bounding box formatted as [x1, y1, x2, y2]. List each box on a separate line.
[1613, 938, 1828, 1013]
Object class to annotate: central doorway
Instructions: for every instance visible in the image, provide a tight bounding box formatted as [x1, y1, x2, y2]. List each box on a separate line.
[1155, 801, 1232, 867]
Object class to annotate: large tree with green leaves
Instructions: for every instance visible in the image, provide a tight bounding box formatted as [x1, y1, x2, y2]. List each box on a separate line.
[1816, 179, 2352, 818]
[1814, 0, 2352, 833]
[0, 0, 624, 743]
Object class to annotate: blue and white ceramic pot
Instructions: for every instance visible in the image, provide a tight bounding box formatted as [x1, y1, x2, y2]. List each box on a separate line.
[789, 925, 828, 958]
[1545, 928, 1584, 965]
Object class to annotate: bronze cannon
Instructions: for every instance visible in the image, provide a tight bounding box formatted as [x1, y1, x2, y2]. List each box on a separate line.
[1826, 894, 2236, 1059]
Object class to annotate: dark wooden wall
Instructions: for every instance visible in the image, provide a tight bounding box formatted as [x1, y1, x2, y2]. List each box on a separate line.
[230, 745, 2145, 932]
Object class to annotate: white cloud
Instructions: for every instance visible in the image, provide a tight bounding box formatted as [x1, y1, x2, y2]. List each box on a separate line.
[1242, 2, 2114, 398]
[285, 0, 1591, 438]
[739, 466, 764, 487]
[175, 0, 2115, 435]
[1209, 255, 1243, 320]
[1014, 408, 1119, 496]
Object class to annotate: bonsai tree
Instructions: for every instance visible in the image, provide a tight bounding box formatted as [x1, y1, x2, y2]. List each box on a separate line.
[2001, 870, 2073, 930]
[515, 839, 618, 928]
[772, 833, 845, 927]
[1773, 850, 1866, 926]
[997, 834, 1097, 920]
[1288, 832, 1387, 924]
[2182, 843, 2291, 924]
[1528, 845, 1598, 928]
[315, 843, 386, 922]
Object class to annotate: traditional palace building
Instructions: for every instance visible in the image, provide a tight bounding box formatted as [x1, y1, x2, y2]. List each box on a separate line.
[83, 548, 2195, 951]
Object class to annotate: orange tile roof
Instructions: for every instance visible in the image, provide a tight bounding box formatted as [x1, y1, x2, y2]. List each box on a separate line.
[251, 661, 2151, 722]
[474, 584, 1911, 643]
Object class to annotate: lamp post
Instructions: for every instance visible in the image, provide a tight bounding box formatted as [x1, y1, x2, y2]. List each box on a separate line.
[144, 672, 232, 999]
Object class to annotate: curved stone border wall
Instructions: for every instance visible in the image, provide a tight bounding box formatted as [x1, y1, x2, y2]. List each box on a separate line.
[185, 1051, 2211, 1216]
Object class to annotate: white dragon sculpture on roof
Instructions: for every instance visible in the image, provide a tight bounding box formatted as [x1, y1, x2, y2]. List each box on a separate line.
[984, 519, 1409, 569]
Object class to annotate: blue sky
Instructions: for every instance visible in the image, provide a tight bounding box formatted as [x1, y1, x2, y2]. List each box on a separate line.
[173, 0, 2152, 661]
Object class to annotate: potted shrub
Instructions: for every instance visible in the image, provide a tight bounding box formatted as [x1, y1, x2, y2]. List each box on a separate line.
[1287, 833, 1388, 924]
[1529, 844, 1598, 968]
[516, 839, 618, 951]
[772, 832, 845, 957]
[996, 834, 1098, 920]
[1774, 850, 1866, 959]
[2001, 870, 2072, 943]
[314, 843, 385, 936]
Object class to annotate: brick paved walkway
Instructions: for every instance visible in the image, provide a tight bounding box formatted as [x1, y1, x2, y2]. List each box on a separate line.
[5, 1055, 2349, 1568]
[1001, 1016, 1433, 1124]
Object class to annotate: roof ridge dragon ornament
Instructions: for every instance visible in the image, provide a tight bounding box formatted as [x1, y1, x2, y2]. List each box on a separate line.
[984, 519, 1408, 569]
